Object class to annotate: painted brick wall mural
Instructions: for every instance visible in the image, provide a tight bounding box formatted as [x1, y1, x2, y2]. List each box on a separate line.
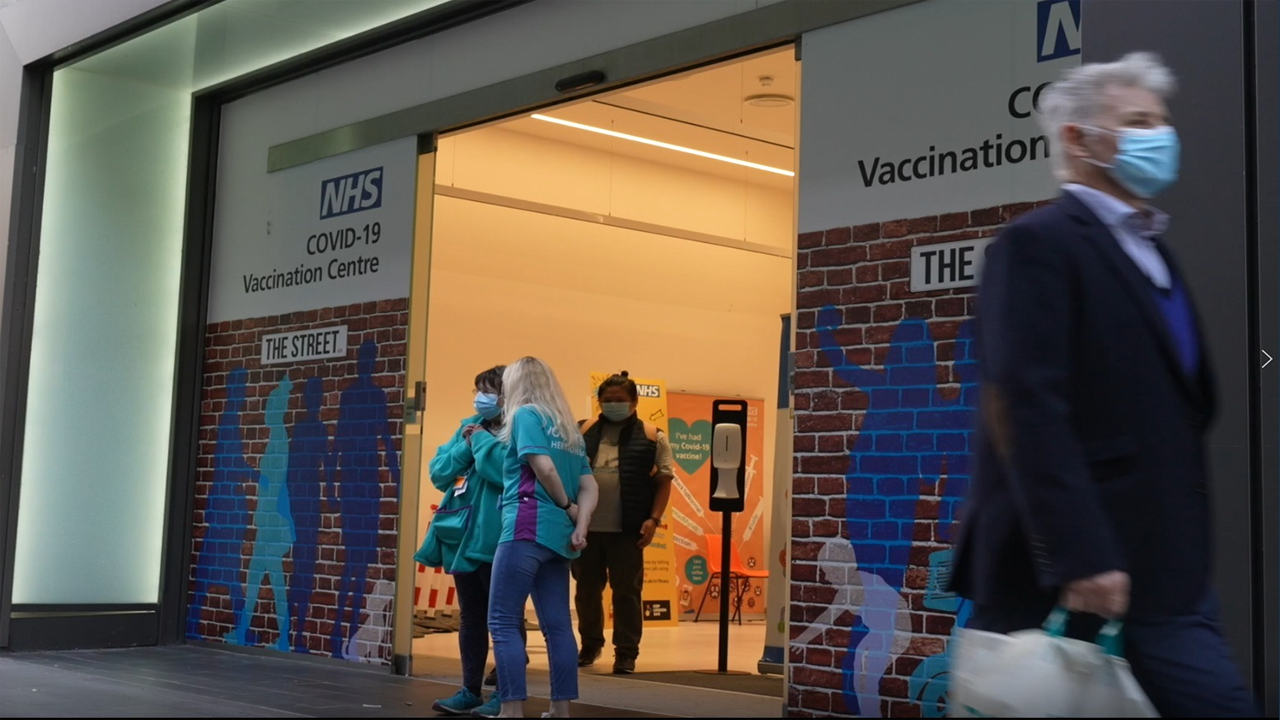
[788, 202, 1050, 718]
[792, 0, 1078, 713]
[187, 301, 407, 663]
[196, 135, 418, 665]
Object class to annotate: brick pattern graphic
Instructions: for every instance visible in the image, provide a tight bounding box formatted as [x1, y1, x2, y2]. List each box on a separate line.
[787, 201, 1051, 717]
[188, 299, 408, 665]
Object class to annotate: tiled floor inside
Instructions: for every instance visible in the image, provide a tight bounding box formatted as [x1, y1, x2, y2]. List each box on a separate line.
[412, 618, 782, 718]
[414, 616, 770, 675]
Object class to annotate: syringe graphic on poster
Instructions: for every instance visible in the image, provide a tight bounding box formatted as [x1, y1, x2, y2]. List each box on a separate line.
[673, 472, 714, 532]
[743, 497, 765, 543]
[673, 534, 699, 551]
[672, 507, 705, 537]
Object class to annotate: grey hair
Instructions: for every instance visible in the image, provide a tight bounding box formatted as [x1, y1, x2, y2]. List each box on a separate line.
[1038, 52, 1178, 180]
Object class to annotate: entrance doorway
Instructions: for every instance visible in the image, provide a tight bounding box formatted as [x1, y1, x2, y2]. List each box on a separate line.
[405, 46, 797, 709]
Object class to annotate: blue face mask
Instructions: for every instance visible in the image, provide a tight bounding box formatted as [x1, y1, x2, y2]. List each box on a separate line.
[1084, 125, 1180, 199]
[601, 402, 633, 422]
[474, 392, 501, 420]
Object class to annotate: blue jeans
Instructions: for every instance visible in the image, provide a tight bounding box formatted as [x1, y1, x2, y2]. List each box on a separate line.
[489, 540, 578, 702]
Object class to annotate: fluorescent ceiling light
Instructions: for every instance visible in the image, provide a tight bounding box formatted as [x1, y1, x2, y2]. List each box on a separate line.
[531, 113, 795, 177]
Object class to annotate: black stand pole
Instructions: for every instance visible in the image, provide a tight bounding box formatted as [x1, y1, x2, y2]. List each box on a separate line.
[718, 509, 732, 673]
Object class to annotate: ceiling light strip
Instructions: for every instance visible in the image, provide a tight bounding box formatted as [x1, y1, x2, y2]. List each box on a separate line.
[530, 113, 795, 177]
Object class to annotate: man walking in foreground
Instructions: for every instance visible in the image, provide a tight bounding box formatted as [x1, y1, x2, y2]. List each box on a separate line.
[950, 52, 1259, 717]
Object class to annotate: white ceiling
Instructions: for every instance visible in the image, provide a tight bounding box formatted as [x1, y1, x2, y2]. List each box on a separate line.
[608, 47, 797, 147]
[496, 46, 798, 190]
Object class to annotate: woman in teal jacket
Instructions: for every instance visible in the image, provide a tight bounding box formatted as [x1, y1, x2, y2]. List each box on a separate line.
[416, 365, 513, 717]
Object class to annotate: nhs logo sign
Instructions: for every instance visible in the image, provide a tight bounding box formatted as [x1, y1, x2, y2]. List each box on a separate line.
[1037, 0, 1081, 62]
[320, 167, 383, 219]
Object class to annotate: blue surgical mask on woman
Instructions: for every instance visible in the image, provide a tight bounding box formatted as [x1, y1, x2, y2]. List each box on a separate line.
[474, 392, 502, 420]
[601, 402, 632, 422]
[1083, 125, 1180, 199]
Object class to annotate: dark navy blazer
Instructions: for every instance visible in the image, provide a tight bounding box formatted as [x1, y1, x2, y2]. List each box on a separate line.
[949, 191, 1216, 622]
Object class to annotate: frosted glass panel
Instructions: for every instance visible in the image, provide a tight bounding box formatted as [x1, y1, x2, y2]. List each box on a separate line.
[72, 0, 454, 92]
[12, 66, 190, 604]
[9, 0, 462, 607]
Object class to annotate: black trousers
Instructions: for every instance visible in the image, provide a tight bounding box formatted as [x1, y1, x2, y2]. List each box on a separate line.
[571, 531, 644, 660]
[452, 562, 528, 694]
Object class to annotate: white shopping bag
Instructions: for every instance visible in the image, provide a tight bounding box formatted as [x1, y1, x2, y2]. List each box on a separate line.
[948, 608, 1159, 718]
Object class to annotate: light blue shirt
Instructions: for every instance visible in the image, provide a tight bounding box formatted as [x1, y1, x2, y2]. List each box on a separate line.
[1063, 183, 1172, 290]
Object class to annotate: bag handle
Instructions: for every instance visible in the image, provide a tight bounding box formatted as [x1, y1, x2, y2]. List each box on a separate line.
[1042, 606, 1125, 658]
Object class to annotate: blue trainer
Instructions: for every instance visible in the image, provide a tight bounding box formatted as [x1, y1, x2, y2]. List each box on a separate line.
[432, 688, 483, 716]
[469, 692, 502, 718]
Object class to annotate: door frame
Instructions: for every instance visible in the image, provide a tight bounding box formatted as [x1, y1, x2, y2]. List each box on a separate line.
[392, 135, 439, 675]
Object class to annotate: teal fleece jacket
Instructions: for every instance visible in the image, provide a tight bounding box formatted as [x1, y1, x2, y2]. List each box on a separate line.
[413, 414, 508, 574]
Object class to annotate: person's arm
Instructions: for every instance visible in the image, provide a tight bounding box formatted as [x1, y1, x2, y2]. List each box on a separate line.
[639, 430, 676, 548]
[317, 431, 334, 510]
[427, 421, 474, 492]
[571, 472, 599, 551]
[380, 402, 401, 486]
[817, 305, 886, 390]
[468, 428, 508, 489]
[527, 454, 574, 508]
[981, 222, 1128, 613]
[326, 432, 339, 506]
[512, 407, 574, 506]
[513, 407, 591, 545]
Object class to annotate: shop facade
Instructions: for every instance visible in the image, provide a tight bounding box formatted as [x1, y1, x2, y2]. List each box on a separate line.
[0, 0, 1275, 717]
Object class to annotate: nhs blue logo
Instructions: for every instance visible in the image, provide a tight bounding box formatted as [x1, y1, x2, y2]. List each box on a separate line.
[320, 167, 383, 220]
[1037, 0, 1081, 62]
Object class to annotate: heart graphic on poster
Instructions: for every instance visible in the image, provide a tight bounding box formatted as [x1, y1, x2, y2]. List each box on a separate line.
[669, 418, 712, 475]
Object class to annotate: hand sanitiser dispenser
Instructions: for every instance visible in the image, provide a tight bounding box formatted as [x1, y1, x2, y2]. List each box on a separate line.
[711, 423, 743, 501]
[703, 400, 746, 676]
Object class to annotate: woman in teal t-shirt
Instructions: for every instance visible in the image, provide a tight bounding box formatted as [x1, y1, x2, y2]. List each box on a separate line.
[489, 357, 598, 719]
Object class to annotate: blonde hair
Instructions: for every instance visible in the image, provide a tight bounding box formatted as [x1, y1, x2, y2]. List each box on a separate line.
[499, 357, 585, 453]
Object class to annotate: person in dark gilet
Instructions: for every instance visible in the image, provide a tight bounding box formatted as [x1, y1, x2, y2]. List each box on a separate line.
[573, 371, 674, 675]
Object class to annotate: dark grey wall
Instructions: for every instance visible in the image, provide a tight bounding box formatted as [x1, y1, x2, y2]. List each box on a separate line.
[1083, 0, 1264, 704]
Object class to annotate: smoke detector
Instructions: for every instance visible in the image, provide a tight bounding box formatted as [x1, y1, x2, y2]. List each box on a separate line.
[744, 74, 793, 108]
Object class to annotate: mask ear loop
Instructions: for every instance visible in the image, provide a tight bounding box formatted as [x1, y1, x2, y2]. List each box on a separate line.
[1075, 124, 1117, 170]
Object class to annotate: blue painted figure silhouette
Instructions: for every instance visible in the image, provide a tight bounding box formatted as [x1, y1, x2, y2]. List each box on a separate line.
[188, 367, 253, 639]
[934, 319, 977, 543]
[906, 319, 978, 717]
[817, 306, 944, 717]
[228, 376, 297, 649]
[287, 376, 331, 654]
[330, 340, 400, 659]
